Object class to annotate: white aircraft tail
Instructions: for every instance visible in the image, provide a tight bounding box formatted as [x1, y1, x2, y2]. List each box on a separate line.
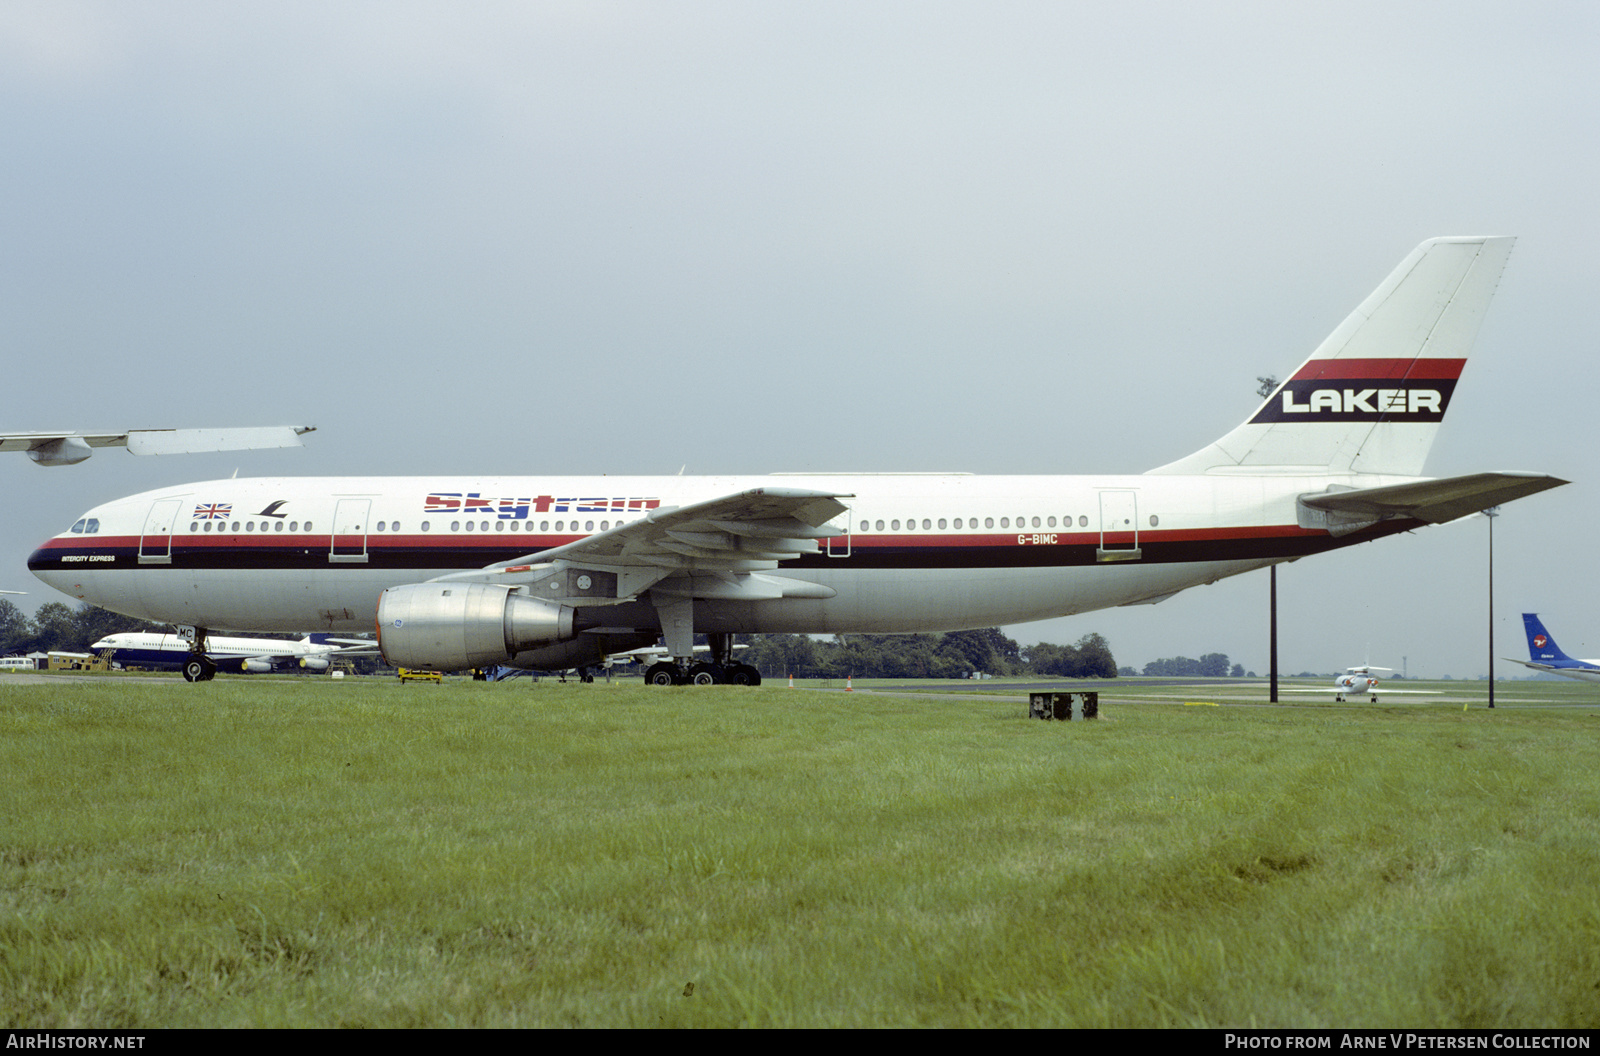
[1149, 236, 1515, 477]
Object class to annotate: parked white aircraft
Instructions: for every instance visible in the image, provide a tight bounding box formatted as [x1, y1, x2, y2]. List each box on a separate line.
[28, 237, 1567, 684]
[1, 426, 314, 467]
[90, 631, 376, 680]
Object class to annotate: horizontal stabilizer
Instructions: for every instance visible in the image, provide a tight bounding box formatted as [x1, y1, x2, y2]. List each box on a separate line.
[1298, 472, 1567, 533]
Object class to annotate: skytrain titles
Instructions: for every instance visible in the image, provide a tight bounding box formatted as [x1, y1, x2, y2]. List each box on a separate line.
[423, 493, 662, 520]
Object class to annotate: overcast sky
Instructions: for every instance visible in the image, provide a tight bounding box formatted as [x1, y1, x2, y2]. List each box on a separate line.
[3, 1, 1596, 678]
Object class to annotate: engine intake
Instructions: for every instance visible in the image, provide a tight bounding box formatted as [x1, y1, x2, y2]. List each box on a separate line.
[376, 582, 575, 670]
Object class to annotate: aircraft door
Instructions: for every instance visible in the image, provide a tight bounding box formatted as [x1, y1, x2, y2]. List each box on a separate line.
[1096, 490, 1141, 562]
[330, 499, 371, 563]
[826, 504, 852, 558]
[138, 498, 183, 565]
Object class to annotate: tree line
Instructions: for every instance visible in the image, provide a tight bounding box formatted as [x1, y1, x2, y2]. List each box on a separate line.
[0, 599, 164, 657]
[6, 597, 1248, 681]
[739, 629, 1118, 679]
[1139, 653, 1246, 678]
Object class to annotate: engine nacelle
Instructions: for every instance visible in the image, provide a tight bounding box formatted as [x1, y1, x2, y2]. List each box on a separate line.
[376, 582, 575, 670]
[241, 658, 276, 674]
[298, 656, 331, 673]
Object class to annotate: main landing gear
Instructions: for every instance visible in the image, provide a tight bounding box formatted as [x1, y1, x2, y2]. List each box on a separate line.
[642, 633, 761, 686]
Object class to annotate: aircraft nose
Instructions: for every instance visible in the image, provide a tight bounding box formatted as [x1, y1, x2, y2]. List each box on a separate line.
[28, 538, 88, 600]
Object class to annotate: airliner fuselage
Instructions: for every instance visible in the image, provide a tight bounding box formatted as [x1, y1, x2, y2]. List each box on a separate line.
[28, 470, 1421, 636]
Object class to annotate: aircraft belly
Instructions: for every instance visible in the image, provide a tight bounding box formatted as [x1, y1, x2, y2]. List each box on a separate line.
[698, 560, 1263, 634]
[128, 567, 421, 632]
[60, 557, 1269, 636]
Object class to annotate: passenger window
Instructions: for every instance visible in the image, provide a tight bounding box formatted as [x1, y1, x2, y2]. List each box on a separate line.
[1047, 516, 1056, 528]
[922, 519, 931, 530]
[585, 521, 594, 531]
[1000, 518, 1009, 529]
[875, 520, 884, 531]
[1032, 516, 1041, 528]
[891, 520, 900, 531]
[985, 517, 994, 529]
[1079, 515, 1088, 527]
[451, 521, 460, 532]
[937, 518, 946, 530]
[540, 521, 549, 531]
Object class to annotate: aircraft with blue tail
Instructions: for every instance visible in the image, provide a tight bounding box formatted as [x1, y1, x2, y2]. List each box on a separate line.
[1504, 614, 1600, 684]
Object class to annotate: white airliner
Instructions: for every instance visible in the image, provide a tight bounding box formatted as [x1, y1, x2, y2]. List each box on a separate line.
[90, 631, 377, 679]
[1, 426, 314, 466]
[28, 237, 1567, 684]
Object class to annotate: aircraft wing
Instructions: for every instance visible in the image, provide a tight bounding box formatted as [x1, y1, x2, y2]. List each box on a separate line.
[432, 487, 852, 604]
[1299, 472, 1568, 534]
[2, 426, 315, 466]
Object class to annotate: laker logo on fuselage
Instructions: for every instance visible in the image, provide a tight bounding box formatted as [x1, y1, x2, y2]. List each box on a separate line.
[424, 493, 663, 519]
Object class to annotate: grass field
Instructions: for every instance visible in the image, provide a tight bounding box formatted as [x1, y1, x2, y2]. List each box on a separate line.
[2, 673, 1598, 1028]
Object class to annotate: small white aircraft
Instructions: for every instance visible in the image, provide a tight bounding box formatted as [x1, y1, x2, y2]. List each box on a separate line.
[1, 426, 314, 467]
[90, 631, 376, 680]
[1283, 666, 1441, 703]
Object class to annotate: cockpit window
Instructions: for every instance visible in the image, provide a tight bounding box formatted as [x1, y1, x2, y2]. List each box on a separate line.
[70, 519, 86, 534]
[85, 518, 99, 533]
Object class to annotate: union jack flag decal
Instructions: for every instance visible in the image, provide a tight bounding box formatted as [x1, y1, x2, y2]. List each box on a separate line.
[194, 503, 233, 520]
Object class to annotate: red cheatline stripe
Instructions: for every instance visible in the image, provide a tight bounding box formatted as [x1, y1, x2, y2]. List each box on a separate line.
[1289, 357, 1466, 381]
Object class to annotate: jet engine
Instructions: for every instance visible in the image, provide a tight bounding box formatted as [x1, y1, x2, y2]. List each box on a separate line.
[298, 656, 330, 673]
[241, 658, 276, 674]
[376, 582, 575, 671]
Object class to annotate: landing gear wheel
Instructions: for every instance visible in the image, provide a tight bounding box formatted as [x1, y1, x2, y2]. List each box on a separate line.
[183, 656, 216, 683]
[725, 663, 761, 686]
[644, 662, 680, 687]
[688, 663, 721, 686]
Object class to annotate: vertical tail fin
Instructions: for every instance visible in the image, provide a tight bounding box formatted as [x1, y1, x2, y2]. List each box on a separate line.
[1523, 613, 1574, 665]
[1149, 236, 1515, 476]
